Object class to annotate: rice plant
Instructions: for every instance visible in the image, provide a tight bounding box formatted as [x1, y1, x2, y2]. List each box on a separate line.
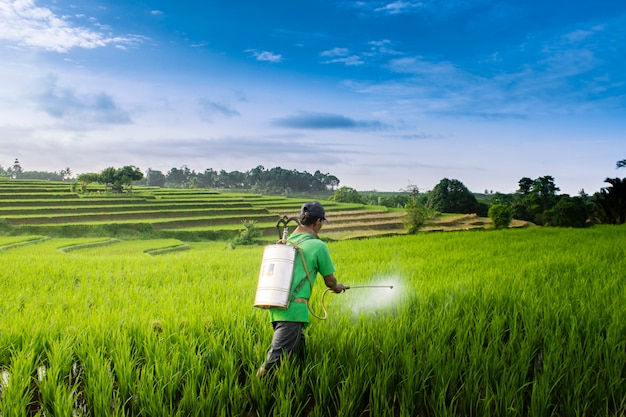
[0, 225, 624, 415]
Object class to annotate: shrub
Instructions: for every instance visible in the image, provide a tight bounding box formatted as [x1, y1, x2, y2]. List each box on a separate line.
[330, 187, 363, 204]
[232, 220, 261, 246]
[544, 196, 590, 227]
[488, 204, 512, 229]
[404, 197, 428, 234]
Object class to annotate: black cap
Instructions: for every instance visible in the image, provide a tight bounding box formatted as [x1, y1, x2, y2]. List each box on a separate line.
[301, 201, 328, 221]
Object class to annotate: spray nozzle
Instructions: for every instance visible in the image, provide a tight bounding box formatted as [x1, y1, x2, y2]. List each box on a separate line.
[345, 285, 394, 290]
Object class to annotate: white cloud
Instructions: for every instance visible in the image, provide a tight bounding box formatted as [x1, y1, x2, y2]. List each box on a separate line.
[368, 39, 402, 55]
[321, 41, 400, 66]
[320, 47, 350, 57]
[320, 47, 365, 65]
[322, 55, 365, 66]
[374, 1, 424, 14]
[0, 0, 142, 52]
[246, 49, 283, 63]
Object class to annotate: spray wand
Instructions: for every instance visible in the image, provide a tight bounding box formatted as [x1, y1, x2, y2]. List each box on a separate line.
[345, 285, 394, 290]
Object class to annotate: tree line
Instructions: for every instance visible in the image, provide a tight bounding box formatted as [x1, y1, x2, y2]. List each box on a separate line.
[331, 158, 626, 228]
[81, 165, 337, 195]
[1, 161, 341, 194]
[3, 158, 624, 226]
[134, 165, 340, 194]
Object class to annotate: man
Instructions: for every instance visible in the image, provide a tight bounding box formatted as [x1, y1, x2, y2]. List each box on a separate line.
[257, 201, 346, 376]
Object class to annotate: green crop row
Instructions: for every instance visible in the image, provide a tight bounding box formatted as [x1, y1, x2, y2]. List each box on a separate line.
[0, 181, 400, 240]
[0, 202, 258, 215]
[0, 198, 149, 207]
[0, 193, 78, 200]
[0, 226, 625, 416]
[2, 208, 271, 225]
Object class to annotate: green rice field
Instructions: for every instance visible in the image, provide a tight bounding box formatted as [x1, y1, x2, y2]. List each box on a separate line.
[0, 179, 406, 241]
[0, 225, 625, 416]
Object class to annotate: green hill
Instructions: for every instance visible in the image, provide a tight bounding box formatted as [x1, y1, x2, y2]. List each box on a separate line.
[0, 179, 407, 241]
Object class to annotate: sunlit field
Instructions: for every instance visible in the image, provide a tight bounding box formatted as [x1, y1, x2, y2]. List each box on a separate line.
[1, 226, 625, 416]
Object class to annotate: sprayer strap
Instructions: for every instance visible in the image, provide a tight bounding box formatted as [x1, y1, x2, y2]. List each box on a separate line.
[275, 235, 315, 300]
[295, 249, 327, 320]
[282, 234, 329, 319]
[287, 235, 316, 300]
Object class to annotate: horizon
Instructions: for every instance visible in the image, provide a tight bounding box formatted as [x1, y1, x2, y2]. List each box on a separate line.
[5, 161, 619, 196]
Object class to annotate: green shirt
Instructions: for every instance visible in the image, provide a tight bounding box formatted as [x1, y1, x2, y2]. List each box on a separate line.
[268, 233, 336, 324]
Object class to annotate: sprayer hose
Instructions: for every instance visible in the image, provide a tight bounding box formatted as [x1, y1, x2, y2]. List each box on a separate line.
[309, 288, 333, 321]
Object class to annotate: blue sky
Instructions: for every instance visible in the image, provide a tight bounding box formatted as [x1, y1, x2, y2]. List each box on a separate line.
[0, 0, 624, 194]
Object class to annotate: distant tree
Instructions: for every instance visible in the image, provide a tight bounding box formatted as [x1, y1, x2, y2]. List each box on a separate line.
[489, 192, 514, 206]
[402, 183, 429, 206]
[323, 174, 340, 191]
[331, 186, 363, 204]
[166, 166, 193, 188]
[592, 177, 626, 224]
[404, 184, 420, 198]
[142, 165, 341, 193]
[543, 195, 590, 227]
[76, 172, 101, 191]
[476, 201, 489, 217]
[146, 169, 166, 187]
[222, 170, 246, 188]
[488, 204, 512, 229]
[99, 167, 117, 190]
[117, 166, 144, 191]
[197, 168, 218, 188]
[362, 192, 410, 208]
[533, 175, 560, 211]
[511, 199, 532, 223]
[98, 166, 143, 192]
[77, 172, 100, 184]
[426, 178, 478, 214]
[512, 175, 561, 225]
[60, 167, 72, 181]
[517, 177, 534, 196]
[248, 166, 265, 190]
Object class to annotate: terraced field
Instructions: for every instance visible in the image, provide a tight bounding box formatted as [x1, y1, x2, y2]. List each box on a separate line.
[0, 179, 407, 241]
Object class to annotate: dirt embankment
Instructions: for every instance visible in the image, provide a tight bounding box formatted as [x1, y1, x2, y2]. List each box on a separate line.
[422, 213, 529, 232]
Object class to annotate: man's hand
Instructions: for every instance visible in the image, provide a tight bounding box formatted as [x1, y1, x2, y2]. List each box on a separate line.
[333, 283, 347, 293]
[324, 274, 346, 293]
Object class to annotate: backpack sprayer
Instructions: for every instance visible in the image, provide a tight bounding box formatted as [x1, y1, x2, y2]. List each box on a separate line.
[253, 215, 393, 320]
[253, 215, 301, 311]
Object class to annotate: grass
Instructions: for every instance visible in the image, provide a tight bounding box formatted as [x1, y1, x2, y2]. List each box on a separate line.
[0, 225, 624, 415]
[0, 236, 47, 246]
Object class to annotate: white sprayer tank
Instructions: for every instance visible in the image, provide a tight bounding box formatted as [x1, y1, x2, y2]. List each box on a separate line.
[254, 244, 296, 309]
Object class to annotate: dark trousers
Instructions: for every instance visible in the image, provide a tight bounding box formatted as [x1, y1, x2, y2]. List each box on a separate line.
[261, 321, 306, 372]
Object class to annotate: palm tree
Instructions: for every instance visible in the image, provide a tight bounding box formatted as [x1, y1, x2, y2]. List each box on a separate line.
[592, 177, 626, 224]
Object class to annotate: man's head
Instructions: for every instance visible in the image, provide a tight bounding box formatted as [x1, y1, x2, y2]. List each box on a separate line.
[300, 201, 327, 226]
